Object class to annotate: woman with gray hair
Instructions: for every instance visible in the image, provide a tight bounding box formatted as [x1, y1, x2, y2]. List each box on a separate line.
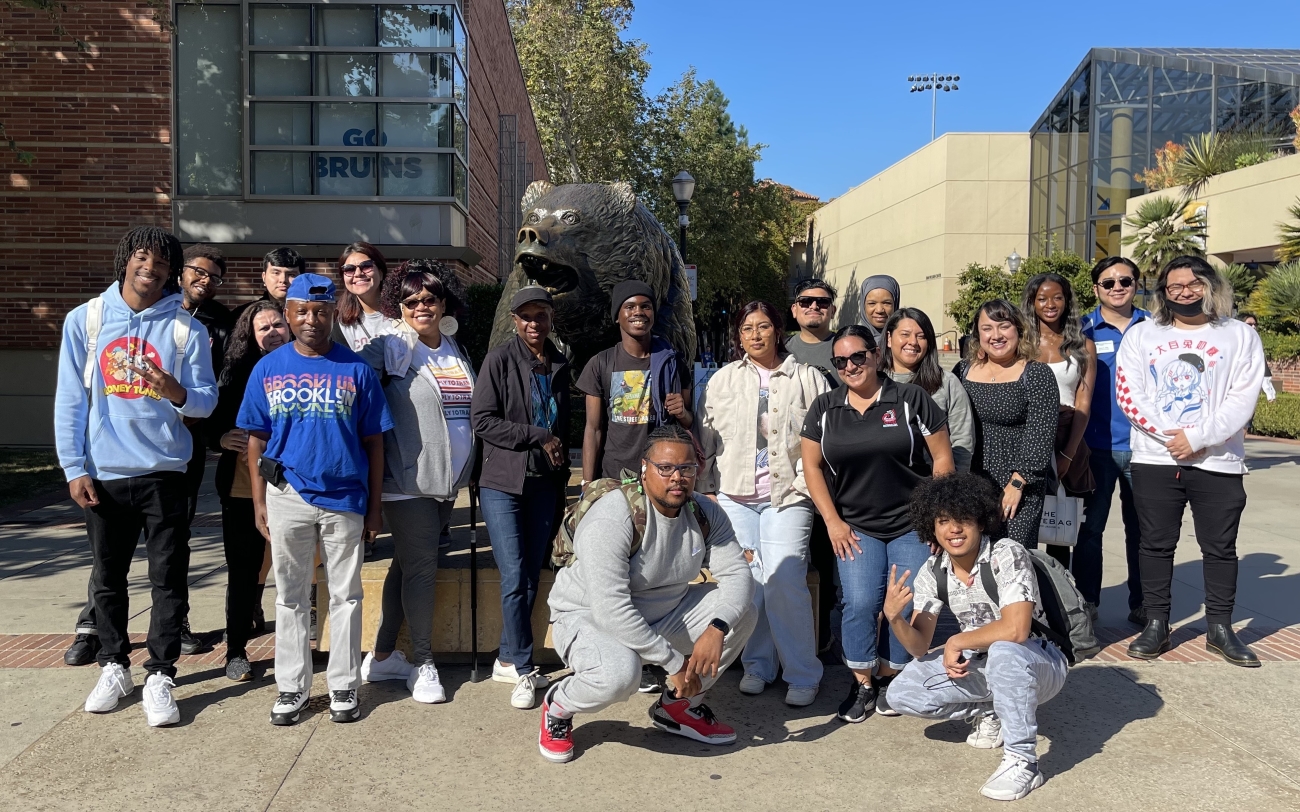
[1116, 256, 1265, 667]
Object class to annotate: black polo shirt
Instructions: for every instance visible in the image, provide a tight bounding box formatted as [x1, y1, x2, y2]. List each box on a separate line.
[800, 377, 947, 541]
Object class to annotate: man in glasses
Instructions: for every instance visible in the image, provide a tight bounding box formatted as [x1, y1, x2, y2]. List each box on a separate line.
[786, 278, 841, 385]
[539, 424, 756, 763]
[1075, 256, 1149, 627]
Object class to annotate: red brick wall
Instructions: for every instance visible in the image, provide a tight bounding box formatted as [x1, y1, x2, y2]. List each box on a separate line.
[1271, 358, 1300, 395]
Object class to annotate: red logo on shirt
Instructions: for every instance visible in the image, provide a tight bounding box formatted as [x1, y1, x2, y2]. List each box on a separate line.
[882, 409, 897, 426]
[98, 337, 163, 400]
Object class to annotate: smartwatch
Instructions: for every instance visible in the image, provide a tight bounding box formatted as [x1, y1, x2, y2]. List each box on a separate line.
[709, 618, 730, 636]
[1009, 477, 1024, 491]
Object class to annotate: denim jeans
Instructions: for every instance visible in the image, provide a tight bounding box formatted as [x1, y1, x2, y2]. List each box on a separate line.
[716, 494, 822, 688]
[1071, 449, 1142, 609]
[480, 477, 562, 675]
[836, 528, 932, 671]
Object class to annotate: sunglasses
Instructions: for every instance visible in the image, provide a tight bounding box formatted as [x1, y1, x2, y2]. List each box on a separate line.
[832, 350, 873, 370]
[795, 296, 833, 310]
[341, 260, 377, 277]
[402, 295, 440, 311]
[1098, 277, 1135, 290]
[183, 265, 224, 286]
[645, 461, 698, 478]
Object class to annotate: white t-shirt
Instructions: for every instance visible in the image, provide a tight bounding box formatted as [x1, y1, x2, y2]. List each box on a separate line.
[381, 337, 474, 502]
[339, 310, 395, 352]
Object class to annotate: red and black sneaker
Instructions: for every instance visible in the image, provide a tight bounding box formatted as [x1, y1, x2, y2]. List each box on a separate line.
[538, 701, 574, 763]
[649, 694, 737, 745]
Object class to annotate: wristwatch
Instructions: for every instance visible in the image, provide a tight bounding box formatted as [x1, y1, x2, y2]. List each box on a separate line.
[1009, 477, 1024, 490]
[709, 618, 731, 636]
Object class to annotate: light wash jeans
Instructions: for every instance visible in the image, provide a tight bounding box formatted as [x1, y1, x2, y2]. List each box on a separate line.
[716, 494, 822, 688]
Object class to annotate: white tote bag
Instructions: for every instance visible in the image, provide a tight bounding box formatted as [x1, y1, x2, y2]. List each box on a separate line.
[1039, 484, 1085, 547]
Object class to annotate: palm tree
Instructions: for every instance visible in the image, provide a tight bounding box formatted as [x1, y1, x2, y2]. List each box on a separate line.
[1279, 199, 1300, 263]
[1221, 263, 1263, 309]
[1248, 260, 1300, 328]
[1175, 129, 1280, 201]
[1121, 196, 1207, 284]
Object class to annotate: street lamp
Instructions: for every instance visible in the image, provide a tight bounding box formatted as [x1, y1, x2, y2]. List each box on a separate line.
[907, 73, 961, 142]
[672, 170, 695, 262]
[1006, 249, 1023, 274]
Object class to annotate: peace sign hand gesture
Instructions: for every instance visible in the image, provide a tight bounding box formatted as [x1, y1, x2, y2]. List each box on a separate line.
[882, 564, 914, 623]
[128, 354, 187, 406]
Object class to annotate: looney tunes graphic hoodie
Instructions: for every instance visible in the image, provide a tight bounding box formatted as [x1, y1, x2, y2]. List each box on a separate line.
[55, 283, 217, 482]
[1114, 317, 1264, 475]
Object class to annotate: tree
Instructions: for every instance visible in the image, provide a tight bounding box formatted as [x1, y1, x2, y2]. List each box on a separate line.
[506, 0, 649, 185]
[1248, 260, 1300, 330]
[1121, 196, 1206, 283]
[1279, 199, 1300, 264]
[947, 250, 1095, 333]
[1221, 263, 1264, 310]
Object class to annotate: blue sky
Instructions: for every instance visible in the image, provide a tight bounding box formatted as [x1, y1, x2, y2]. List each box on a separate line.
[626, 0, 1299, 201]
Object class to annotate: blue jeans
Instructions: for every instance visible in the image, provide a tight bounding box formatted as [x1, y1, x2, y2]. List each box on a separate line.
[480, 478, 562, 675]
[836, 528, 932, 671]
[716, 494, 822, 688]
[1071, 449, 1142, 610]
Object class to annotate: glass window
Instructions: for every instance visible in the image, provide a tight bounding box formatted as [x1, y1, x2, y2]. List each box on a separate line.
[379, 152, 451, 196]
[1096, 61, 1148, 107]
[317, 54, 376, 96]
[251, 103, 311, 145]
[253, 151, 313, 194]
[250, 4, 310, 46]
[316, 103, 378, 149]
[177, 4, 242, 195]
[317, 152, 378, 195]
[380, 52, 455, 97]
[1267, 84, 1299, 135]
[1217, 79, 1267, 130]
[316, 6, 377, 47]
[380, 5, 453, 47]
[381, 103, 454, 148]
[252, 53, 311, 96]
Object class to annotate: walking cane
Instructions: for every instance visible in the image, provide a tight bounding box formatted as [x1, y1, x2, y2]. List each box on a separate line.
[468, 482, 480, 683]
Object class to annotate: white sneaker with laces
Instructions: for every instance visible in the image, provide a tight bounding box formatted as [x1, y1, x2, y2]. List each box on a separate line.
[511, 670, 542, 710]
[980, 754, 1044, 801]
[408, 663, 447, 704]
[738, 674, 767, 695]
[968, 712, 1005, 749]
[493, 659, 550, 689]
[785, 685, 819, 707]
[84, 663, 133, 713]
[142, 673, 180, 727]
[362, 650, 414, 682]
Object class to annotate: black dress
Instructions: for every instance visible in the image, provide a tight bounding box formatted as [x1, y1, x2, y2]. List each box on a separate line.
[956, 360, 1059, 547]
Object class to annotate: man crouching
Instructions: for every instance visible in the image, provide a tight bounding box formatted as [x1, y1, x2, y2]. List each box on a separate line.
[540, 425, 757, 763]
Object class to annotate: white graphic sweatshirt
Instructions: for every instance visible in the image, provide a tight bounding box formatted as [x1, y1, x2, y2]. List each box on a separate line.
[1114, 317, 1264, 474]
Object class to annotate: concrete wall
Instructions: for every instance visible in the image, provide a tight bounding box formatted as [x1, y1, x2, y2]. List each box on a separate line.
[1122, 152, 1300, 266]
[808, 133, 1030, 340]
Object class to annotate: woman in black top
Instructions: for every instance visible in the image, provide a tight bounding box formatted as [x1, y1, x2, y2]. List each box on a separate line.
[955, 299, 1059, 549]
[801, 325, 955, 724]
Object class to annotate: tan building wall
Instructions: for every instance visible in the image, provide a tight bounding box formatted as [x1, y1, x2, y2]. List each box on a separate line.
[1122, 151, 1300, 266]
[808, 133, 1030, 340]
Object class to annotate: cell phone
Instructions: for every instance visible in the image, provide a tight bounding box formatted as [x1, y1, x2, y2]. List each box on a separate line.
[956, 653, 967, 665]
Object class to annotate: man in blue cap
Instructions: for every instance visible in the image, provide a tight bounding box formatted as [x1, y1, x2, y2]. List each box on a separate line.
[237, 273, 393, 725]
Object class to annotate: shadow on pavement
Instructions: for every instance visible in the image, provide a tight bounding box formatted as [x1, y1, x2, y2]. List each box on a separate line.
[1101, 552, 1297, 629]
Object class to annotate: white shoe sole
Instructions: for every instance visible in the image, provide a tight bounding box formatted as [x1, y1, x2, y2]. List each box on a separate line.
[738, 678, 766, 696]
[980, 771, 1044, 801]
[968, 733, 1005, 749]
[85, 683, 133, 713]
[412, 692, 447, 704]
[511, 687, 540, 710]
[785, 691, 818, 707]
[145, 707, 180, 727]
[539, 739, 574, 763]
[494, 669, 550, 690]
[651, 718, 737, 745]
[363, 670, 411, 683]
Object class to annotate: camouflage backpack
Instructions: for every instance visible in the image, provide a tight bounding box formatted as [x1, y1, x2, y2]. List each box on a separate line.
[552, 476, 711, 568]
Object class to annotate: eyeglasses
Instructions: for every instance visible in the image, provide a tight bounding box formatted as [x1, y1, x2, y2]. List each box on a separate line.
[1164, 280, 1206, 296]
[740, 322, 774, 336]
[832, 350, 873, 370]
[341, 260, 377, 278]
[795, 296, 833, 310]
[183, 265, 224, 286]
[645, 461, 698, 478]
[401, 295, 440, 311]
[1098, 277, 1135, 291]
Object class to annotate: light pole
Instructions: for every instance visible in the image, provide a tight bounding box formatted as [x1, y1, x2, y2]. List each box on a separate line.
[1006, 249, 1023, 274]
[908, 73, 960, 142]
[672, 170, 695, 262]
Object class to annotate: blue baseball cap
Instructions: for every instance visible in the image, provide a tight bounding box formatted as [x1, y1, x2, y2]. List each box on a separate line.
[286, 273, 336, 303]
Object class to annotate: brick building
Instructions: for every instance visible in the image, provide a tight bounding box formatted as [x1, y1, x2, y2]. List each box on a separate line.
[1, 0, 546, 446]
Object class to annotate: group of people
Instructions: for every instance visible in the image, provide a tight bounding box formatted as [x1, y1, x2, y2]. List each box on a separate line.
[54, 226, 1267, 801]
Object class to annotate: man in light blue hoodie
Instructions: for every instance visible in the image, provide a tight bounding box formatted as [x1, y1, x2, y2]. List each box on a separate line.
[54, 226, 217, 727]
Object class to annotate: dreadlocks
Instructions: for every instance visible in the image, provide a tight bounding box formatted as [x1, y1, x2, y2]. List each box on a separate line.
[113, 226, 184, 295]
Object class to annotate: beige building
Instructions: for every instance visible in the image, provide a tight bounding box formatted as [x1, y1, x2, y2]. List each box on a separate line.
[1122, 151, 1300, 266]
[807, 133, 1030, 341]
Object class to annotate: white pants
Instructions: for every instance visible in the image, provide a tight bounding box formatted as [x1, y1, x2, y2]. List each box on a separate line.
[266, 483, 364, 696]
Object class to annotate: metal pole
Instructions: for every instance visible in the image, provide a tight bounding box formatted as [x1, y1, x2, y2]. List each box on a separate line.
[677, 203, 689, 263]
[931, 76, 937, 142]
[468, 483, 480, 683]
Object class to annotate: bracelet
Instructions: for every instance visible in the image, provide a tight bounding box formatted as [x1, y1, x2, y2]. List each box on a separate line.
[1060, 453, 1074, 462]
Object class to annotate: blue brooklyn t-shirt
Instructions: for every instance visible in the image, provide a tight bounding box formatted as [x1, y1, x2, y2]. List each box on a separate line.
[237, 342, 394, 516]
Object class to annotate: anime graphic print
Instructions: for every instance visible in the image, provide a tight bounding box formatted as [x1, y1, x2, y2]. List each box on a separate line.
[1155, 352, 1210, 425]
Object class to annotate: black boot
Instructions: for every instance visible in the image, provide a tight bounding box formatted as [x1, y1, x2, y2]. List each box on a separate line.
[63, 633, 100, 666]
[251, 584, 267, 636]
[1205, 623, 1260, 668]
[1127, 619, 1171, 660]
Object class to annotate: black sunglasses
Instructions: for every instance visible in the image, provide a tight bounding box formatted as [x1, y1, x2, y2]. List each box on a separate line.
[1098, 277, 1135, 290]
[341, 260, 378, 277]
[795, 296, 833, 309]
[831, 350, 873, 370]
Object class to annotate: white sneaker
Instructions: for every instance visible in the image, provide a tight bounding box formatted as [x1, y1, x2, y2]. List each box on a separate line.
[738, 674, 767, 695]
[142, 673, 180, 727]
[785, 685, 819, 707]
[84, 663, 133, 713]
[980, 754, 1044, 801]
[329, 689, 361, 723]
[967, 712, 1005, 749]
[362, 650, 414, 682]
[408, 663, 447, 704]
[511, 670, 543, 710]
[493, 659, 550, 690]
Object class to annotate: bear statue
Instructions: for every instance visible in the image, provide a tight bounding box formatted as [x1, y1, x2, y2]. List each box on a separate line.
[488, 180, 698, 367]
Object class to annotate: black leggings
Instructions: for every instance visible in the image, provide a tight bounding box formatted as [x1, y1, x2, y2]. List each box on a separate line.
[222, 497, 266, 658]
[1130, 464, 1246, 626]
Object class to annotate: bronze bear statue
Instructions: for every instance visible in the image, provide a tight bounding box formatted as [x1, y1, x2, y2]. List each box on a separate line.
[488, 180, 698, 366]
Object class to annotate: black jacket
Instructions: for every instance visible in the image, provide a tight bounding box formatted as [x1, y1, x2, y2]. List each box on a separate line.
[192, 298, 233, 381]
[470, 335, 570, 495]
[206, 360, 254, 500]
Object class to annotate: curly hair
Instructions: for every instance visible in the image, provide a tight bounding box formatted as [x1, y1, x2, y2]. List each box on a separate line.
[965, 298, 1038, 364]
[335, 241, 388, 326]
[730, 300, 787, 362]
[1021, 273, 1089, 375]
[909, 472, 1004, 546]
[379, 258, 467, 320]
[114, 226, 183, 294]
[221, 300, 284, 387]
[182, 243, 227, 276]
[643, 423, 695, 459]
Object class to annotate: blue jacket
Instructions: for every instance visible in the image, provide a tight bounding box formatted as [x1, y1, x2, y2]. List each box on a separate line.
[1081, 306, 1149, 452]
[55, 283, 218, 481]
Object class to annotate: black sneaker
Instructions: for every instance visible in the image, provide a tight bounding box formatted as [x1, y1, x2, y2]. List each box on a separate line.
[63, 633, 100, 666]
[836, 678, 877, 723]
[329, 689, 360, 723]
[180, 619, 202, 655]
[225, 655, 253, 682]
[638, 665, 661, 693]
[873, 674, 900, 717]
[309, 608, 318, 641]
[270, 691, 306, 726]
[251, 604, 267, 637]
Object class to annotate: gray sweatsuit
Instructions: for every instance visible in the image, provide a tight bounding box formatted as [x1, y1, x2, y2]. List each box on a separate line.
[548, 491, 757, 714]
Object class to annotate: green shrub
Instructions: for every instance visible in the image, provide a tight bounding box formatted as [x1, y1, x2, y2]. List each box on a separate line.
[947, 251, 1095, 334]
[1259, 331, 1300, 362]
[1251, 392, 1300, 439]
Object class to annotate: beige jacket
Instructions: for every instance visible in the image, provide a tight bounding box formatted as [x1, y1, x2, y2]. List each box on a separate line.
[697, 354, 831, 508]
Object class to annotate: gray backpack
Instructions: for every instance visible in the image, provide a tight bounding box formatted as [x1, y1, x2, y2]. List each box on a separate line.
[932, 546, 1100, 665]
